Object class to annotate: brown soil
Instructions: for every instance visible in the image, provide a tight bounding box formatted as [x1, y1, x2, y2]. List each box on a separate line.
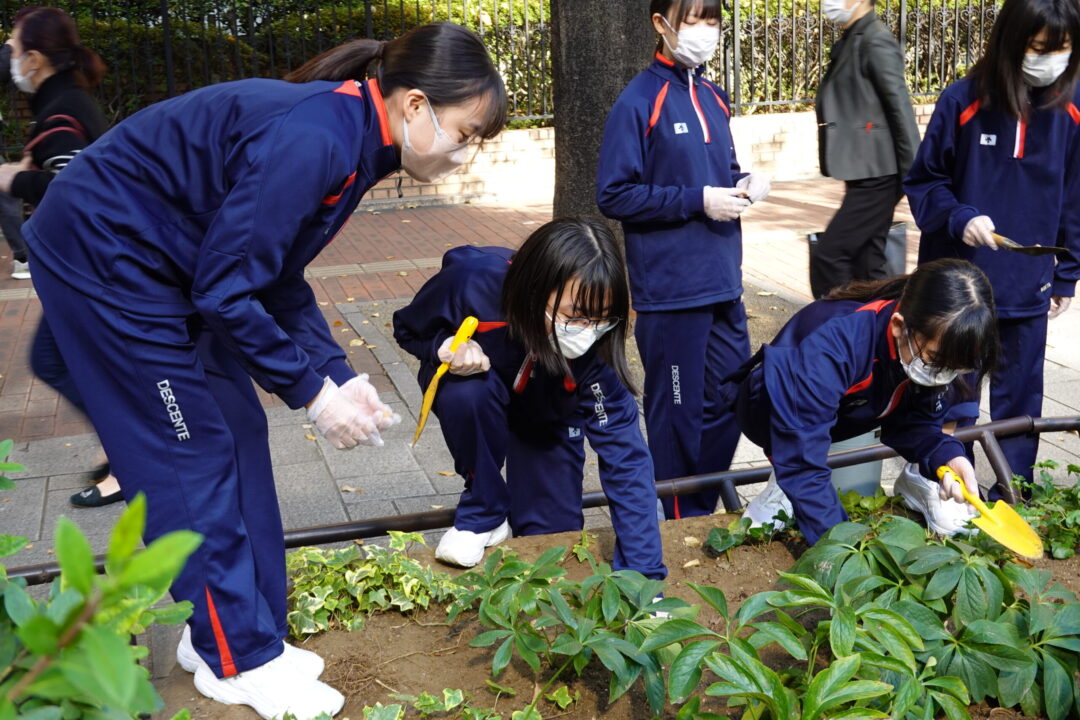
[154, 515, 1080, 719]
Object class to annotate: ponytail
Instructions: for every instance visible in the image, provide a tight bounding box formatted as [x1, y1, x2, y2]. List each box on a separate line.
[284, 38, 385, 84]
[72, 44, 106, 88]
[285, 22, 508, 140]
[824, 275, 910, 303]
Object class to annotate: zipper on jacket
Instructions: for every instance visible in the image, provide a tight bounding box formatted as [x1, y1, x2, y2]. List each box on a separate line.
[687, 70, 711, 143]
[1013, 117, 1026, 159]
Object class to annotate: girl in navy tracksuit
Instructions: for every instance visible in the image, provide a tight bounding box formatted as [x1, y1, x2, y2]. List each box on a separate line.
[393, 218, 666, 579]
[597, 0, 771, 520]
[23, 23, 506, 720]
[730, 259, 1000, 544]
[904, 0, 1080, 487]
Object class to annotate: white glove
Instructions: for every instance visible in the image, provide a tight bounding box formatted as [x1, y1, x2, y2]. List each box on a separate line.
[736, 173, 771, 204]
[307, 377, 379, 449]
[1049, 295, 1072, 320]
[940, 456, 980, 503]
[703, 186, 751, 222]
[437, 337, 490, 376]
[962, 215, 997, 250]
[340, 374, 401, 432]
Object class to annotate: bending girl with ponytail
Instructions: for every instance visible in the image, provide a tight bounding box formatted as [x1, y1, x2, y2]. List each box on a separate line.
[22, 21, 506, 720]
[720, 259, 1000, 545]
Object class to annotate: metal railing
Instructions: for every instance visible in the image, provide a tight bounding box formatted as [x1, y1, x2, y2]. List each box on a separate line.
[9, 414, 1078, 586]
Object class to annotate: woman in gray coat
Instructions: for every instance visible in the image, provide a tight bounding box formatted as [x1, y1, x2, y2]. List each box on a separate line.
[813, 0, 920, 298]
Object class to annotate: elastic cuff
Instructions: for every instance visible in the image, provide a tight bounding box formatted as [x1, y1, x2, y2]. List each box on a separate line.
[1052, 278, 1076, 298]
[279, 368, 327, 410]
[321, 357, 356, 387]
[684, 186, 706, 217]
[947, 205, 980, 241]
[927, 439, 966, 478]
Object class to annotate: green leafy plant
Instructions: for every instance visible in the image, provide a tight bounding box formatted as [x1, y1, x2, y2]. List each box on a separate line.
[839, 488, 901, 524]
[451, 545, 689, 717]
[704, 512, 794, 557]
[0, 493, 199, 718]
[286, 531, 460, 637]
[0, 439, 24, 491]
[1018, 460, 1080, 559]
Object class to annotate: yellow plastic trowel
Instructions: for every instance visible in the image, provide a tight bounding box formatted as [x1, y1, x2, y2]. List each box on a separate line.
[412, 316, 479, 447]
[937, 467, 1044, 559]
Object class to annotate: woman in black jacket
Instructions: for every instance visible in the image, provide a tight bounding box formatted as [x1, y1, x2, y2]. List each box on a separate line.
[0, 6, 114, 506]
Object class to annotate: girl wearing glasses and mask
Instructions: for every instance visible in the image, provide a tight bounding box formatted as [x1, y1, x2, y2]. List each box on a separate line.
[597, 0, 771, 520]
[393, 218, 667, 579]
[724, 259, 999, 544]
[904, 0, 1080, 493]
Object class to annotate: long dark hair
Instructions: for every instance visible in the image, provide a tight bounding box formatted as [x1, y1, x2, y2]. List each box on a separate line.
[968, 0, 1080, 119]
[650, 0, 722, 54]
[826, 259, 1000, 380]
[502, 217, 636, 393]
[286, 22, 507, 140]
[14, 6, 106, 88]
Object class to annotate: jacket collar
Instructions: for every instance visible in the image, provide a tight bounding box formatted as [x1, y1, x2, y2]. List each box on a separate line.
[649, 51, 706, 86]
[340, 78, 400, 180]
[30, 70, 78, 115]
[842, 9, 878, 37]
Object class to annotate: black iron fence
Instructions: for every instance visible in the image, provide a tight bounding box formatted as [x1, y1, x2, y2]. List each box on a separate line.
[0, 0, 552, 147]
[0, 0, 998, 147]
[713, 0, 1000, 114]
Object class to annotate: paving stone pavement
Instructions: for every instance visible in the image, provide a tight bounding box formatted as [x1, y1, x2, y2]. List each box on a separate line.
[2, 180, 1079, 573]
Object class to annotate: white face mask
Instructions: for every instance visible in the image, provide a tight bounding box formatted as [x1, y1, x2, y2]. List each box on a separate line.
[661, 17, 719, 68]
[10, 54, 36, 94]
[900, 332, 960, 387]
[400, 98, 470, 184]
[1022, 51, 1071, 87]
[545, 311, 618, 359]
[822, 0, 864, 25]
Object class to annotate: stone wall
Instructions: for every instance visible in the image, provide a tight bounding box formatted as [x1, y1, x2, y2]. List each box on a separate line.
[357, 103, 938, 209]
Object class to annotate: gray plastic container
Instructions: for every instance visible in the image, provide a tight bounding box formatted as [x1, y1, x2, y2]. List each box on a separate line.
[829, 429, 883, 496]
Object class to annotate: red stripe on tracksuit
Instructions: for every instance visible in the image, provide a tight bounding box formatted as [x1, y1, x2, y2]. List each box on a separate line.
[205, 587, 237, 676]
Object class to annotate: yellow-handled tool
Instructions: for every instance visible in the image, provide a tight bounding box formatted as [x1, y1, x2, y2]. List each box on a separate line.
[412, 316, 479, 447]
[937, 466, 1043, 559]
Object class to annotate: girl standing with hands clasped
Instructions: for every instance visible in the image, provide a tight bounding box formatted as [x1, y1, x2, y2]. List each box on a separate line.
[733, 260, 998, 544]
[393, 218, 666, 580]
[24, 23, 506, 720]
[905, 0, 1080, 490]
[597, 0, 771, 520]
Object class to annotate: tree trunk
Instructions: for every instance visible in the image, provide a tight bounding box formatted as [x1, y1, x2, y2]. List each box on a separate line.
[551, 0, 653, 219]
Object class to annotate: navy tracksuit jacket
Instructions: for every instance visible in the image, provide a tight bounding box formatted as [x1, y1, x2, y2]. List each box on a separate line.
[904, 78, 1080, 481]
[392, 246, 667, 580]
[596, 52, 750, 519]
[25, 77, 399, 677]
[728, 298, 965, 544]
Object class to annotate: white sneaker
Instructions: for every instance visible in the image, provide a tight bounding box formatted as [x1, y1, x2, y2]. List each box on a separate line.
[742, 473, 793, 528]
[894, 463, 977, 536]
[177, 624, 324, 678]
[192, 653, 344, 720]
[435, 519, 511, 568]
[11, 260, 29, 280]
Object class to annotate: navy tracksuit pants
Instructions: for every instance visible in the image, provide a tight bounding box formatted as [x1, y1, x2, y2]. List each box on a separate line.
[33, 262, 287, 679]
[946, 313, 1048, 490]
[634, 300, 750, 518]
[431, 369, 591, 537]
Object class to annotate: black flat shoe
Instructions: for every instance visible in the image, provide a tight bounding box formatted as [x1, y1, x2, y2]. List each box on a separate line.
[69, 484, 123, 508]
[91, 462, 110, 482]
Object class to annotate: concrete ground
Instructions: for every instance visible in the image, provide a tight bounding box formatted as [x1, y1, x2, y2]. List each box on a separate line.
[2, 176, 1079, 576]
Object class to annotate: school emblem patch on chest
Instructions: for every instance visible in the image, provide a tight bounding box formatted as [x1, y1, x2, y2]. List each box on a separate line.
[674, 122, 688, 135]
